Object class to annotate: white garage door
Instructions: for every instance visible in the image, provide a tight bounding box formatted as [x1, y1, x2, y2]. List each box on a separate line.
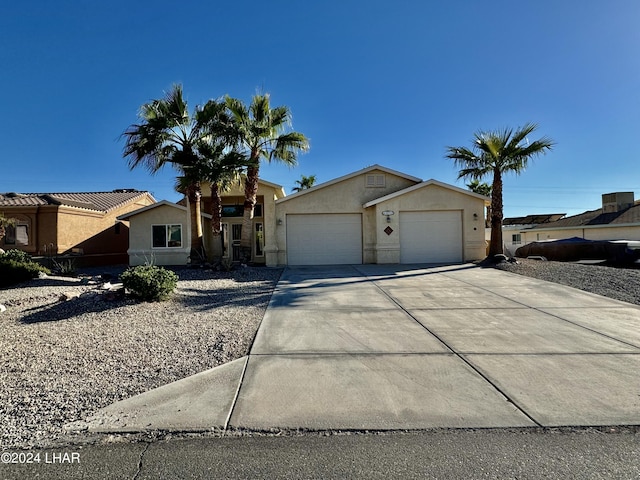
[287, 214, 362, 265]
[400, 211, 463, 264]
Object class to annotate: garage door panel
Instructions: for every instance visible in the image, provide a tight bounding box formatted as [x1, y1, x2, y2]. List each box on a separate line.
[400, 211, 462, 264]
[287, 214, 362, 265]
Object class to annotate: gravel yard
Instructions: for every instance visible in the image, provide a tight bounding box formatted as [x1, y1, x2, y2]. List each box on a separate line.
[0, 266, 282, 450]
[493, 258, 640, 306]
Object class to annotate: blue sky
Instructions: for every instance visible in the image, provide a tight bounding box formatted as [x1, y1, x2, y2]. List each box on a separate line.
[1, 1, 639, 218]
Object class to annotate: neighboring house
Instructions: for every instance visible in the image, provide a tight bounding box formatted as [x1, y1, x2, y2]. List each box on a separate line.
[501, 214, 565, 256]
[521, 192, 640, 244]
[122, 165, 489, 267]
[0, 190, 155, 265]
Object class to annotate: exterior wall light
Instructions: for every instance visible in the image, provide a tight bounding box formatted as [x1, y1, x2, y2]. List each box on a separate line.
[277, 218, 283, 225]
[473, 213, 479, 221]
[382, 210, 394, 223]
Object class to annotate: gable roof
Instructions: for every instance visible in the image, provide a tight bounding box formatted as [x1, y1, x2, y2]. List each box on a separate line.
[276, 164, 422, 204]
[530, 204, 640, 230]
[0, 190, 154, 213]
[363, 179, 490, 208]
[116, 200, 212, 221]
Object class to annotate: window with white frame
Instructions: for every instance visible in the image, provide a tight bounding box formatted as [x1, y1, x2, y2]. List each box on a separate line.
[512, 233, 522, 245]
[152, 224, 182, 248]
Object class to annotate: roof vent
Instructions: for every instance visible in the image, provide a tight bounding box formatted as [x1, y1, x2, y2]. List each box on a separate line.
[602, 192, 634, 213]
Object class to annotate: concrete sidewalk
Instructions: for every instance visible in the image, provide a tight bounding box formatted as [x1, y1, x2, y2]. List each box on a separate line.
[84, 264, 640, 433]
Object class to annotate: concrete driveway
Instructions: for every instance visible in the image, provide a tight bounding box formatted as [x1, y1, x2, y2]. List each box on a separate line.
[87, 264, 640, 433]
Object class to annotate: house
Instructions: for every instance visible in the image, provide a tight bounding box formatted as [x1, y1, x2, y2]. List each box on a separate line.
[121, 165, 489, 266]
[521, 192, 640, 244]
[0, 190, 156, 265]
[501, 214, 565, 255]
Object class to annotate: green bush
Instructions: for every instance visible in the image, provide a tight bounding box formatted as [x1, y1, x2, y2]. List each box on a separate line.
[0, 258, 51, 287]
[1, 249, 32, 263]
[120, 265, 178, 301]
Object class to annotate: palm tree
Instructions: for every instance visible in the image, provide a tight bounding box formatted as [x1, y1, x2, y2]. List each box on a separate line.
[225, 93, 309, 262]
[178, 149, 245, 263]
[446, 123, 554, 257]
[467, 180, 492, 228]
[122, 85, 230, 258]
[292, 174, 317, 192]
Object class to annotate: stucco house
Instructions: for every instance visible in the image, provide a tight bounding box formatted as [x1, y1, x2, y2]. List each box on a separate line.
[0, 190, 155, 265]
[121, 165, 488, 266]
[501, 214, 565, 255]
[521, 192, 640, 244]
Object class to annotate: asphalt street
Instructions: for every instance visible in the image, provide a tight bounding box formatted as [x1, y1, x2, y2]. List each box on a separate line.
[2, 430, 639, 479]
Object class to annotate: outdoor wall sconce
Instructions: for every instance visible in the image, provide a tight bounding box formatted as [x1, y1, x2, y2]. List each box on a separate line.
[473, 213, 479, 221]
[382, 210, 394, 223]
[277, 218, 283, 225]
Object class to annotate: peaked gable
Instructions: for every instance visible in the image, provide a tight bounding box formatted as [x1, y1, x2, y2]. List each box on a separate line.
[277, 164, 421, 204]
[363, 179, 490, 208]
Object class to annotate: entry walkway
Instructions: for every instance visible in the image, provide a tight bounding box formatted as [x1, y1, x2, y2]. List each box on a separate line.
[85, 264, 640, 433]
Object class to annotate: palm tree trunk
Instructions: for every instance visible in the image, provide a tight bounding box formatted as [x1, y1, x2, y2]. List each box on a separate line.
[489, 169, 504, 257]
[240, 165, 259, 263]
[210, 182, 224, 262]
[187, 183, 204, 262]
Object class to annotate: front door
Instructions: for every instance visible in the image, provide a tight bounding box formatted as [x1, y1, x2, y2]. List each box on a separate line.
[231, 224, 243, 261]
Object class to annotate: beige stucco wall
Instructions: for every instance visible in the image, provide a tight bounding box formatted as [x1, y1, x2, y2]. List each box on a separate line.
[127, 204, 191, 266]
[369, 184, 487, 263]
[273, 169, 420, 265]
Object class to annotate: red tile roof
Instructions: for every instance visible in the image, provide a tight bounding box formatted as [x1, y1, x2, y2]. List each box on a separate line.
[0, 190, 154, 213]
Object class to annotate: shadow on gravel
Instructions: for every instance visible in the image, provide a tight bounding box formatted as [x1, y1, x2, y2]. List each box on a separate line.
[18, 295, 132, 324]
[177, 285, 275, 311]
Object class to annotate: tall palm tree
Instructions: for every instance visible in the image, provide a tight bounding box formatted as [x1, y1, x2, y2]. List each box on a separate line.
[225, 93, 309, 262]
[446, 123, 554, 257]
[292, 174, 317, 192]
[122, 85, 229, 258]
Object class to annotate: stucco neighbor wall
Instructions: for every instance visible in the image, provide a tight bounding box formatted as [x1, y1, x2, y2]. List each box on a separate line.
[273, 169, 419, 266]
[521, 225, 640, 245]
[369, 184, 487, 263]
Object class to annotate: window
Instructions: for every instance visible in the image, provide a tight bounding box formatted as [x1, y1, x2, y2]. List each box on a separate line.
[366, 174, 385, 188]
[152, 225, 182, 248]
[512, 234, 522, 245]
[221, 204, 262, 217]
[255, 223, 264, 256]
[4, 225, 28, 246]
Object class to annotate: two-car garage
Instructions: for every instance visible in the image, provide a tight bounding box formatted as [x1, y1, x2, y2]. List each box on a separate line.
[273, 167, 487, 266]
[285, 210, 464, 265]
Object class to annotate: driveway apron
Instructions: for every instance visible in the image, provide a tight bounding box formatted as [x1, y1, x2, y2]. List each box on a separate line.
[88, 264, 640, 433]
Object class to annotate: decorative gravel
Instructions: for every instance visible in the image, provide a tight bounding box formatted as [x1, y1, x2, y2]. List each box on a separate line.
[493, 258, 640, 306]
[0, 266, 282, 450]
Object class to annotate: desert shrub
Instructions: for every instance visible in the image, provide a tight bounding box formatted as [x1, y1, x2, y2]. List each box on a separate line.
[1, 249, 32, 263]
[120, 265, 178, 301]
[0, 258, 51, 287]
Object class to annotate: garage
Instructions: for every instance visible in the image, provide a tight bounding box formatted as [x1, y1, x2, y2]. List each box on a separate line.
[400, 211, 463, 264]
[287, 213, 362, 265]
